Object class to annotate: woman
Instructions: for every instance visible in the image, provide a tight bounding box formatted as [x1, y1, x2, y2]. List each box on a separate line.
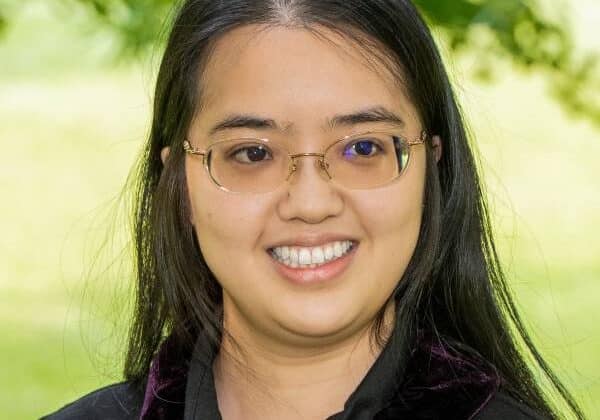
[44, 0, 583, 419]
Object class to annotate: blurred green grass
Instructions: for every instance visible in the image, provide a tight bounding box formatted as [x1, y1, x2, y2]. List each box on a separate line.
[1, 1, 598, 419]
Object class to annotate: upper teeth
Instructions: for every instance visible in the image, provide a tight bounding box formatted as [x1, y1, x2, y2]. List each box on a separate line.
[270, 240, 354, 268]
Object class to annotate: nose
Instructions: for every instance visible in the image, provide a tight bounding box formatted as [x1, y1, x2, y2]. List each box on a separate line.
[277, 156, 344, 224]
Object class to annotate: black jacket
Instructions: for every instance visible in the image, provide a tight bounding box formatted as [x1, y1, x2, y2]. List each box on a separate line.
[43, 329, 547, 420]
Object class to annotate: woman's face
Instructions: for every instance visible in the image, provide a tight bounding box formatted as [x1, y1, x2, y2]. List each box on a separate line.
[183, 25, 427, 347]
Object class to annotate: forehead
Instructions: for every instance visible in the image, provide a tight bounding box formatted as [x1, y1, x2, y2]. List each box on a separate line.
[196, 24, 419, 134]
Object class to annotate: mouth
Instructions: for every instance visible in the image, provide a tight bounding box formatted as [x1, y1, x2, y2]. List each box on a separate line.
[268, 240, 357, 269]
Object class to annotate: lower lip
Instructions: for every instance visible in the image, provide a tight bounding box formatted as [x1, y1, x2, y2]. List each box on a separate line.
[268, 244, 358, 285]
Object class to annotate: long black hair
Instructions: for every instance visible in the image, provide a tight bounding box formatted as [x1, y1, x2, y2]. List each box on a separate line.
[124, 0, 583, 418]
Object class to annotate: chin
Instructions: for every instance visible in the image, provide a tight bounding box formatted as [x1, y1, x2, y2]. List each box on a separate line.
[274, 305, 368, 344]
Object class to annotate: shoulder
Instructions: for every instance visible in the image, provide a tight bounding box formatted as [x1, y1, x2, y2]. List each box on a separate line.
[40, 381, 144, 420]
[474, 391, 548, 420]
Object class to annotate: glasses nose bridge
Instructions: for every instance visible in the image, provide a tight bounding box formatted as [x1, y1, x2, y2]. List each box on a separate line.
[286, 152, 331, 181]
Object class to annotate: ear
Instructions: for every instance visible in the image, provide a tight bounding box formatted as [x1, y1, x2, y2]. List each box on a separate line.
[431, 135, 442, 163]
[160, 146, 171, 164]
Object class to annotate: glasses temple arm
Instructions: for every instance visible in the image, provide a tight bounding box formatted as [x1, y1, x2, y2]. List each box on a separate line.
[183, 140, 206, 156]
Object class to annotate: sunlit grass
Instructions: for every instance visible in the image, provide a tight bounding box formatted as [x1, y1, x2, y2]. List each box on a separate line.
[1, 1, 598, 419]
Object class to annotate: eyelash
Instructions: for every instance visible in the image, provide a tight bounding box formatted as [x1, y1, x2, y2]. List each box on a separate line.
[230, 145, 273, 163]
[344, 139, 383, 157]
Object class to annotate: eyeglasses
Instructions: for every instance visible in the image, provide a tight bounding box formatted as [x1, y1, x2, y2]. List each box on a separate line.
[183, 130, 426, 193]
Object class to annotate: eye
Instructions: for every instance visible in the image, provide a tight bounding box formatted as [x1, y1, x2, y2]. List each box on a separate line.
[231, 145, 273, 163]
[343, 139, 382, 158]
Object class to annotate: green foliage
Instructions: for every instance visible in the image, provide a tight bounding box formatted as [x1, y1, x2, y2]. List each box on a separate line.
[0, 0, 13, 37]
[414, 0, 600, 129]
[74, 0, 174, 56]
[415, 0, 569, 66]
[65, 0, 599, 128]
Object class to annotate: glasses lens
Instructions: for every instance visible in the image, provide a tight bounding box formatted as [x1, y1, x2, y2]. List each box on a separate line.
[325, 133, 409, 189]
[208, 139, 288, 193]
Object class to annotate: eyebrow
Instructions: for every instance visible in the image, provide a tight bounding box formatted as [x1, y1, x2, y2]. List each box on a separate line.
[208, 106, 405, 136]
[327, 106, 405, 129]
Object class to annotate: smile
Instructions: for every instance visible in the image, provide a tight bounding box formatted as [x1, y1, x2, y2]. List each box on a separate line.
[269, 240, 356, 268]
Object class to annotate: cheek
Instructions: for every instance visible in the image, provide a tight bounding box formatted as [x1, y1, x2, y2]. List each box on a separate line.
[358, 163, 425, 238]
[351, 155, 426, 280]
[358, 188, 423, 257]
[185, 162, 272, 263]
[193, 196, 265, 252]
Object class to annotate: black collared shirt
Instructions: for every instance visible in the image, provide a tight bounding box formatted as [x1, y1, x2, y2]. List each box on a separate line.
[43, 326, 547, 420]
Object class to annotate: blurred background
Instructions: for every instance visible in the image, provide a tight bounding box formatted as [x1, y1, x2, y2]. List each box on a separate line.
[0, 0, 598, 418]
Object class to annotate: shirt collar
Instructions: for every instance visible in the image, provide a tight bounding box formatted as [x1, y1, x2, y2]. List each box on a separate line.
[329, 328, 405, 419]
[183, 334, 221, 420]
[141, 323, 501, 420]
[182, 324, 406, 420]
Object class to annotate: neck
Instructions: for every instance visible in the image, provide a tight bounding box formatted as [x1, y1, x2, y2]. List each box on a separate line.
[213, 303, 396, 420]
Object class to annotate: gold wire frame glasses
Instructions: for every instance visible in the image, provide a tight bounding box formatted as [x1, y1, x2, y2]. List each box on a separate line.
[183, 130, 427, 193]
